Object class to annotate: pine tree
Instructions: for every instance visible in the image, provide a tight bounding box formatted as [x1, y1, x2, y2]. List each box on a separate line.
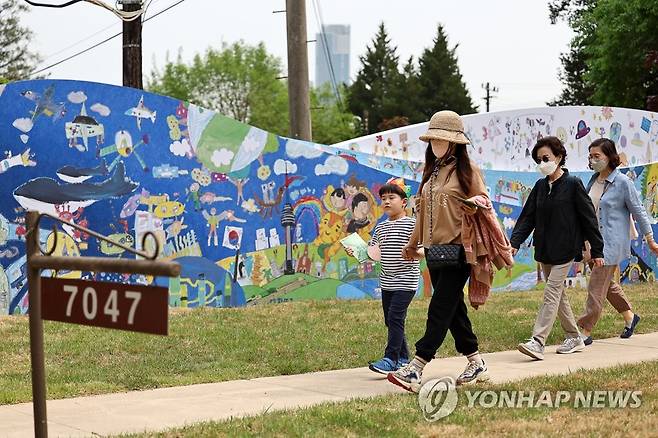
[397, 55, 425, 124]
[548, 41, 595, 106]
[417, 25, 476, 118]
[0, 0, 41, 81]
[348, 22, 405, 134]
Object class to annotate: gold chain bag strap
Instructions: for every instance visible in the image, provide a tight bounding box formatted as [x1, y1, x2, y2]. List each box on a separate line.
[425, 163, 463, 269]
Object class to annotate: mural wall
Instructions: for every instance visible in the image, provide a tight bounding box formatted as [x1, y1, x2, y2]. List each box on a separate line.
[330, 106, 658, 178]
[0, 80, 655, 315]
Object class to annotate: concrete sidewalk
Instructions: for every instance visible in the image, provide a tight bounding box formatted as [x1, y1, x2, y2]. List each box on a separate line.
[2, 332, 658, 437]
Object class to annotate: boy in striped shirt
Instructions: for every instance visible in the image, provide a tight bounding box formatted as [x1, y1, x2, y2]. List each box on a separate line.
[346, 178, 421, 374]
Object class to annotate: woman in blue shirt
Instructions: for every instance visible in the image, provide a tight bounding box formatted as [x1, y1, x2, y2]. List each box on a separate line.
[579, 138, 658, 344]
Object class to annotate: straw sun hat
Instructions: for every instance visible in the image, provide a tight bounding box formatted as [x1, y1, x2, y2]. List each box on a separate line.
[419, 110, 470, 144]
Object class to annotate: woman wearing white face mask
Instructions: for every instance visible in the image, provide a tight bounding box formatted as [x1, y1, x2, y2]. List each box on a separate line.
[578, 138, 658, 344]
[510, 136, 605, 360]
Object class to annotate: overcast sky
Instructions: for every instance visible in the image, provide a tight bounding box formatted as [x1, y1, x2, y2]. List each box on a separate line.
[22, 0, 574, 113]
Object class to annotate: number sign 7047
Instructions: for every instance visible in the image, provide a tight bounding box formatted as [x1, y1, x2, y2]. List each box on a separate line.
[41, 277, 168, 335]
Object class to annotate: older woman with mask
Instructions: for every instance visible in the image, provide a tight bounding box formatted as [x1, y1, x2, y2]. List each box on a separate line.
[510, 136, 604, 361]
[578, 138, 658, 344]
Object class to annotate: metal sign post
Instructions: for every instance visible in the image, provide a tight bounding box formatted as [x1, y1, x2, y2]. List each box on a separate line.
[25, 211, 180, 438]
[26, 212, 47, 438]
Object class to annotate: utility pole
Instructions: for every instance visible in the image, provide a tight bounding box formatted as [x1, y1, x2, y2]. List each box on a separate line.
[285, 0, 312, 140]
[121, 0, 143, 89]
[482, 82, 498, 112]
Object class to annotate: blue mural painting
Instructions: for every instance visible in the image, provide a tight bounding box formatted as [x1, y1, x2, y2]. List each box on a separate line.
[0, 80, 656, 315]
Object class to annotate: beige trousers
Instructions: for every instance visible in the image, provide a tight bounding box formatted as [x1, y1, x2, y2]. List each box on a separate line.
[532, 261, 580, 345]
[578, 265, 632, 332]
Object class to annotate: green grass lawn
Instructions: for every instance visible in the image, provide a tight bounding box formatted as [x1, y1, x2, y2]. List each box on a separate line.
[129, 360, 658, 437]
[0, 283, 655, 405]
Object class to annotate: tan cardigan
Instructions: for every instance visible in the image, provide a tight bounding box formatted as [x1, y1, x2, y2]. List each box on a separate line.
[415, 162, 488, 246]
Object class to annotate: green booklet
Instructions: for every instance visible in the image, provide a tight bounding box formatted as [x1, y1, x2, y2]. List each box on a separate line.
[340, 232, 369, 263]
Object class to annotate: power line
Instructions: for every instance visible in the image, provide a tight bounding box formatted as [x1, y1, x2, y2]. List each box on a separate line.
[25, 0, 146, 20]
[36, 0, 159, 63]
[29, 29, 121, 77]
[39, 21, 118, 63]
[23, 0, 84, 7]
[27, 0, 185, 78]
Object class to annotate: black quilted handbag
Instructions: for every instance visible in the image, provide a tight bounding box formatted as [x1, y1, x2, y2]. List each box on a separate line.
[425, 165, 463, 269]
[425, 244, 462, 269]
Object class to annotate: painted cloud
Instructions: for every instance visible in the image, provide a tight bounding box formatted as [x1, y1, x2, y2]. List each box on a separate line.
[315, 155, 348, 176]
[67, 91, 87, 104]
[170, 139, 192, 157]
[212, 148, 235, 167]
[274, 159, 298, 175]
[90, 103, 111, 116]
[286, 139, 323, 159]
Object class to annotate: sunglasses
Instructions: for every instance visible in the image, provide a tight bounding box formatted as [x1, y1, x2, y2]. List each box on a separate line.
[535, 155, 553, 164]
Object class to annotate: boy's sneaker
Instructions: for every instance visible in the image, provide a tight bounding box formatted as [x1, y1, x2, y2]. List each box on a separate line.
[397, 357, 410, 368]
[368, 357, 398, 375]
[556, 336, 585, 354]
[518, 338, 545, 360]
[387, 362, 422, 393]
[456, 360, 490, 386]
[621, 314, 641, 339]
[580, 334, 593, 346]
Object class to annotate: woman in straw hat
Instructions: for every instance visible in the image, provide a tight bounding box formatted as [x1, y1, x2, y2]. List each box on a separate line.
[387, 110, 491, 392]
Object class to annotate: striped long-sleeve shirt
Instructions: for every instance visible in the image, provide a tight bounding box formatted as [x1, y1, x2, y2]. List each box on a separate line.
[370, 216, 420, 292]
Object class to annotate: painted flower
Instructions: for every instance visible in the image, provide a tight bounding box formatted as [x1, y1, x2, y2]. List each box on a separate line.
[241, 198, 260, 213]
[601, 107, 613, 120]
[257, 165, 271, 180]
[192, 168, 212, 186]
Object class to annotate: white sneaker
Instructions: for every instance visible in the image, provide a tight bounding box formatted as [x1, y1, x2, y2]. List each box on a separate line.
[518, 338, 545, 360]
[556, 336, 585, 354]
[456, 360, 490, 385]
[387, 362, 422, 393]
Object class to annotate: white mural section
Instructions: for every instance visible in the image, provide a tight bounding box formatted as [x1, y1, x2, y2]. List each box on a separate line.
[330, 106, 658, 172]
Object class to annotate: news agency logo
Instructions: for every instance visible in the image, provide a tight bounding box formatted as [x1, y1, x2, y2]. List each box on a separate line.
[418, 377, 643, 422]
[417, 377, 458, 422]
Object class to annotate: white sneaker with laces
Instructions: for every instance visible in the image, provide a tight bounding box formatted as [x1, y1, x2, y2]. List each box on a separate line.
[387, 362, 422, 393]
[456, 360, 490, 386]
[518, 338, 545, 360]
[556, 336, 585, 354]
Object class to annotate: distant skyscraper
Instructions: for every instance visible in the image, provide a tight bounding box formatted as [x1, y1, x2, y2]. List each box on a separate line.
[315, 25, 350, 89]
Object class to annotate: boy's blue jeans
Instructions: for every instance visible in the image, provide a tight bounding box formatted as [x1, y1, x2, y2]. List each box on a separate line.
[382, 289, 415, 362]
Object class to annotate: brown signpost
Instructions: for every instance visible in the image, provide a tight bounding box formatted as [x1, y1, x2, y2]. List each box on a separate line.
[26, 211, 181, 437]
[41, 277, 169, 335]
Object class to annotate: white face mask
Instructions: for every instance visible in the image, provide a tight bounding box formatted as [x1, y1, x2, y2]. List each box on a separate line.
[590, 158, 608, 173]
[537, 160, 559, 176]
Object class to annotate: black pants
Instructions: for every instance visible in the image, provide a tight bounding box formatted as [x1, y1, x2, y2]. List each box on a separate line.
[381, 289, 415, 362]
[415, 256, 479, 362]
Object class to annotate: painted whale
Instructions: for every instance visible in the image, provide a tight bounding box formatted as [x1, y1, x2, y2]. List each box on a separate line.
[56, 159, 109, 183]
[14, 162, 138, 215]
